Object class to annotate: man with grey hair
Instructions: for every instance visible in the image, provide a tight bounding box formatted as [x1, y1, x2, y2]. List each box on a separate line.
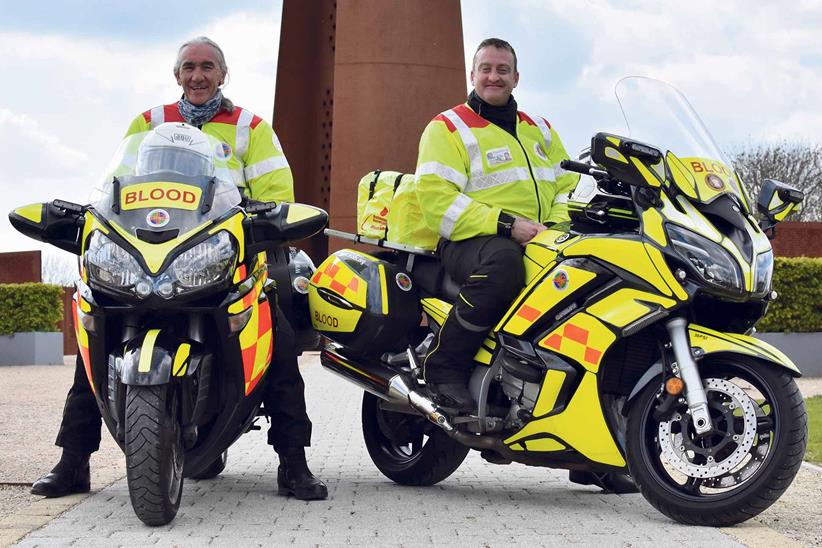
[31, 36, 328, 501]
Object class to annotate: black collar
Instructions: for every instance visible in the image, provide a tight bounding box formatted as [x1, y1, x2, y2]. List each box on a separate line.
[467, 90, 518, 137]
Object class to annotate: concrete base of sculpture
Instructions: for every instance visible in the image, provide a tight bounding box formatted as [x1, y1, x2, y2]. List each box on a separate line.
[0, 332, 64, 365]
[756, 332, 821, 377]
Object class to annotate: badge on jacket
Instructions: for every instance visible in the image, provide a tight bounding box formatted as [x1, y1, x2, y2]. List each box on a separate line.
[534, 142, 548, 161]
[486, 146, 513, 167]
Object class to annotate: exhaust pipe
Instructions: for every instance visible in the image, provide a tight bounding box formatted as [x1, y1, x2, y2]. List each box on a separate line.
[320, 344, 454, 431]
[321, 345, 518, 453]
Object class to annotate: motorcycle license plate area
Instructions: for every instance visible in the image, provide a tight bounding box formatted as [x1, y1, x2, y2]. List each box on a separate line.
[120, 182, 203, 211]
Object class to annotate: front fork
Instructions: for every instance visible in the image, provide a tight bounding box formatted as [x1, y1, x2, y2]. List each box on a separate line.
[665, 317, 712, 435]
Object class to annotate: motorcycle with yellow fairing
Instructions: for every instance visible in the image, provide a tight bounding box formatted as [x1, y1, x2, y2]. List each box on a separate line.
[9, 124, 327, 526]
[308, 77, 806, 526]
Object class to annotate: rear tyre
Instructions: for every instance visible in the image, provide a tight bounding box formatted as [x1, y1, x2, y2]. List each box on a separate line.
[362, 392, 469, 486]
[626, 357, 806, 526]
[125, 385, 184, 526]
[189, 450, 228, 480]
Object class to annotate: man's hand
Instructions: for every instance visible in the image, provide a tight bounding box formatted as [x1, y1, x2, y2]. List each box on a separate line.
[511, 218, 546, 245]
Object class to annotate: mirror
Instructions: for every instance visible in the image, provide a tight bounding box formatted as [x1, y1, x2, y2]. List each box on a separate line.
[244, 203, 328, 254]
[757, 179, 803, 223]
[590, 133, 665, 189]
[8, 201, 85, 255]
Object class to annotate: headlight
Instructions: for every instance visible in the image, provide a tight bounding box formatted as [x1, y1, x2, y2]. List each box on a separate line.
[666, 224, 744, 292]
[85, 232, 146, 289]
[753, 250, 773, 294]
[168, 231, 236, 291]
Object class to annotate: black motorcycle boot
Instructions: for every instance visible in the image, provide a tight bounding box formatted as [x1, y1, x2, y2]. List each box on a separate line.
[31, 449, 91, 497]
[568, 470, 639, 494]
[276, 447, 328, 500]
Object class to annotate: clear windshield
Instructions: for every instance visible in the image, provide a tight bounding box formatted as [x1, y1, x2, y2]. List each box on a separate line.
[615, 77, 743, 202]
[90, 131, 242, 236]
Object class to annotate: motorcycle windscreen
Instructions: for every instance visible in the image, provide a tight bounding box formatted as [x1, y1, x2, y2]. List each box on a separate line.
[91, 172, 242, 239]
[88, 131, 242, 238]
[614, 77, 745, 207]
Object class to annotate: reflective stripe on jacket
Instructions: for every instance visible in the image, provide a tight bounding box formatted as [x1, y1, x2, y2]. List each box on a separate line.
[125, 104, 294, 202]
[415, 103, 578, 242]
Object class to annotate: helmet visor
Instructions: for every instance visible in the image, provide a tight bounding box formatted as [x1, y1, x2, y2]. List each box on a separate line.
[136, 146, 214, 177]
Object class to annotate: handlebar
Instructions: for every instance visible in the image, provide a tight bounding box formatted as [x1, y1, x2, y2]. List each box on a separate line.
[560, 160, 608, 179]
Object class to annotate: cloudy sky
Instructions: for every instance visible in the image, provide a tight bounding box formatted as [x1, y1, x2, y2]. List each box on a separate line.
[3, 0, 821, 264]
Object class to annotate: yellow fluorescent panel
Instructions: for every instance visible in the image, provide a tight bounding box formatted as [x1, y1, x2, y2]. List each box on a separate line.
[503, 266, 597, 336]
[564, 238, 673, 297]
[532, 369, 567, 417]
[524, 438, 566, 452]
[286, 204, 321, 224]
[538, 313, 615, 374]
[587, 288, 676, 328]
[505, 372, 625, 466]
[16, 204, 43, 223]
[688, 324, 799, 374]
[641, 207, 667, 246]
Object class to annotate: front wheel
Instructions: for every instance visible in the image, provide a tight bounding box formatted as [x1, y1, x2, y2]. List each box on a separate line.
[626, 357, 807, 526]
[125, 385, 184, 526]
[362, 392, 469, 486]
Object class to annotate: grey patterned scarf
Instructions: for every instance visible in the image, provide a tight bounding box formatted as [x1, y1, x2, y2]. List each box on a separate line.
[177, 90, 223, 127]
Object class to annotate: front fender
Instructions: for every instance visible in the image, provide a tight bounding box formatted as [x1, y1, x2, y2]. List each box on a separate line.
[688, 324, 801, 377]
[624, 322, 801, 414]
[120, 329, 200, 385]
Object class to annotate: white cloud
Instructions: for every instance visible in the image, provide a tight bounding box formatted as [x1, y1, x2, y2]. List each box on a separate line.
[463, 0, 822, 150]
[0, 108, 88, 169]
[1, 6, 283, 253]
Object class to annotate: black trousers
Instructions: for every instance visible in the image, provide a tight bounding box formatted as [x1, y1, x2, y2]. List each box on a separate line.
[423, 235, 525, 384]
[55, 305, 312, 454]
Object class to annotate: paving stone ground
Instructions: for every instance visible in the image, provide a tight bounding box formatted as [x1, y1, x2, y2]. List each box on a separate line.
[6, 355, 821, 547]
[7, 358, 769, 548]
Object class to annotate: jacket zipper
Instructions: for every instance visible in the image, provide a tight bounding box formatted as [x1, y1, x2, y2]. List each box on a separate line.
[513, 134, 542, 222]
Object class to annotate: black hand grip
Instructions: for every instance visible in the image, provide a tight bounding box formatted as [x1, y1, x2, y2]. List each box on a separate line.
[560, 159, 602, 175]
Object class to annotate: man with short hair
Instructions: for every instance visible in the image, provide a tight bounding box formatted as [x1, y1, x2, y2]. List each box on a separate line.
[414, 38, 637, 494]
[416, 37, 578, 407]
[31, 36, 327, 501]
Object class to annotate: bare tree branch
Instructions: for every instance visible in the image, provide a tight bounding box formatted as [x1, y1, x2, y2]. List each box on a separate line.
[41, 251, 79, 287]
[728, 141, 822, 221]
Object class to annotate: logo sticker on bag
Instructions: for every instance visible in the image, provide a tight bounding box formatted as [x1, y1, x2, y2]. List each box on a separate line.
[395, 272, 413, 292]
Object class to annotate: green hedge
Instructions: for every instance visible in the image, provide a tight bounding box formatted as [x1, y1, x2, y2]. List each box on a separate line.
[0, 283, 64, 335]
[758, 257, 822, 333]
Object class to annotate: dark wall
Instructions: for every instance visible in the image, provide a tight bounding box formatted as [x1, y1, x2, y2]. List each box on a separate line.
[771, 222, 822, 257]
[0, 250, 41, 283]
[274, 0, 466, 259]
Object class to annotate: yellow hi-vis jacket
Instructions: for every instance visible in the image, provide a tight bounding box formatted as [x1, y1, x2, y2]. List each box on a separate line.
[125, 103, 294, 203]
[415, 103, 579, 242]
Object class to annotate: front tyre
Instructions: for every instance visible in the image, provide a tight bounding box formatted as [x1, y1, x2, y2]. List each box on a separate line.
[362, 392, 469, 486]
[627, 357, 807, 526]
[125, 385, 184, 526]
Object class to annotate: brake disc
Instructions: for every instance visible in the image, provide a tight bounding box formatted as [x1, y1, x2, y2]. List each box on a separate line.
[658, 378, 757, 479]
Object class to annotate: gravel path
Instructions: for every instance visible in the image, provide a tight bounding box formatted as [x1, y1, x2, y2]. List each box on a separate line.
[1, 356, 820, 546]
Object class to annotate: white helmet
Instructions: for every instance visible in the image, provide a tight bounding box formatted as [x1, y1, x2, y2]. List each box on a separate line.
[136, 122, 215, 177]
